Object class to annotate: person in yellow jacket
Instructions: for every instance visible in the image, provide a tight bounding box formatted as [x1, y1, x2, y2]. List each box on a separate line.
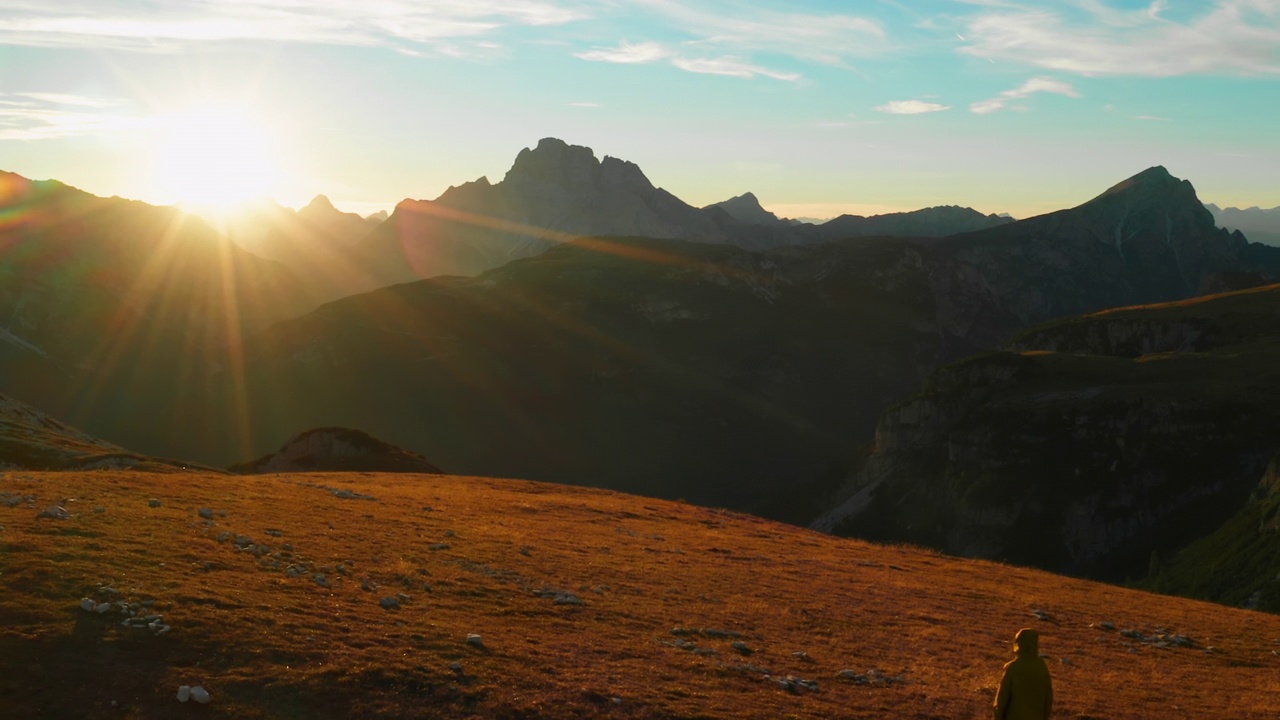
[993, 628, 1053, 720]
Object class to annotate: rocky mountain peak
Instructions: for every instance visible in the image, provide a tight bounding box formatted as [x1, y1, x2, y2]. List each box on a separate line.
[704, 192, 785, 227]
[502, 137, 601, 191]
[304, 194, 336, 212]
[1074, 165, 1216, 233]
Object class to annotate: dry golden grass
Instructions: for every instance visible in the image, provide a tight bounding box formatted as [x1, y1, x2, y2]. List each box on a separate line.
[2, 470, 1279, 719]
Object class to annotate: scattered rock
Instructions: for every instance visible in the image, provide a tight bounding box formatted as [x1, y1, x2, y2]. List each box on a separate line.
[429, 543, 451, 551]
[93, 507, 106, 514]
[396, 592, 411, 602]
[197, 508, 214, 519]
[176, 686, 191, 703]
[313, 574, 329, 587]
[731, 641, 754, 656]
[793, 651, 812, 662]
[771, 675, 819, 694]
[836, 668, 904, 686]
[379, 597, 400, 610]
[329, 488, 376, 501]
[449, 662, 463, 674]
[466, 633, 484, 648]
[79, 597, 96, 612]
[190, 686, 210, 704]
[95, 602, 111, 614]
[148, 499, 161, 508]
[535, 587, 584, 606]
[37, 505, 70, 520]
[1031, 608, 1052, 621]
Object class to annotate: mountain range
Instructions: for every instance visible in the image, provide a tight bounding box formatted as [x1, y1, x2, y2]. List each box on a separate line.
[1205, 203, 1280, 247]
[4, 141, 1280, 614]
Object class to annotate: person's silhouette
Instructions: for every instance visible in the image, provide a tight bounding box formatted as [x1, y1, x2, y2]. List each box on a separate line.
[993, 628, 1053, 720]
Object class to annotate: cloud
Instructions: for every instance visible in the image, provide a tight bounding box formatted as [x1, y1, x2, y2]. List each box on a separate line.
[576, 40, 800, 81]
[670, 56, 800, 81]
[576, 40, 671, 64]
[1134, 114, 1172, 121]
[958, 0, 1280, 76]
[0, 92, 138, 140]
[969, 76, 1080, 113]
[874, 100, 951, 114]
[0, 0, 585, 52]
[628, 0, 889, 66]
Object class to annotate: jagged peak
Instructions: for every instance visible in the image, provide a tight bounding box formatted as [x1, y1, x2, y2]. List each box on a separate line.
[303, 194, 336, 212]
[1094, 165, 1183, 200]
[503, 137, 600, 186]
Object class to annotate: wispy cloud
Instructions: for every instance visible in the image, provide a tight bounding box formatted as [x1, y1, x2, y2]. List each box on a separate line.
[576, 40, 670, 64]
[628, 0, 889, 66]
[1134, 114, 1172, 121]
[576, 40, 800, 81]
[0, 92, 138, 140]
[671, 56, 800, 81]
[0, 0, 585, 52]
[874, 100, 950, 114]
[958, 0, 1280, 76]
[969, 76, 1079, 114]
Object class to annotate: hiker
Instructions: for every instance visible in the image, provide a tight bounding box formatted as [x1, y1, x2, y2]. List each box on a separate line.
[993, 628, 1053, 720]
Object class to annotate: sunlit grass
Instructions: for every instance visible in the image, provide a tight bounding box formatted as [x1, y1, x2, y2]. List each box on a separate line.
[2, 470, 1278, 718]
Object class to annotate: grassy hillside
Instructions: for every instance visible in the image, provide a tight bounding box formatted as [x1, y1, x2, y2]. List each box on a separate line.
[2, 470, 1279, 718]
[0, 394, 205, 473]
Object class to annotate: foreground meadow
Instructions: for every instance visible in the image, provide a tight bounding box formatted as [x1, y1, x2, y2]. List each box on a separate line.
[1, 470, 1278, 718]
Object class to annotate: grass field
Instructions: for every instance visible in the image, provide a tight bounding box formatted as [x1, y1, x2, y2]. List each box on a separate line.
[2, 470, 1279, 718]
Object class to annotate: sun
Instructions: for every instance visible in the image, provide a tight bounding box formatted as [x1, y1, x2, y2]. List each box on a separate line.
[150, 103, 280, 213]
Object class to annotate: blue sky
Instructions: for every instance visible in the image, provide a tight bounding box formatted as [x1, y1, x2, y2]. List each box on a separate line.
[0, 0, 1277, 219]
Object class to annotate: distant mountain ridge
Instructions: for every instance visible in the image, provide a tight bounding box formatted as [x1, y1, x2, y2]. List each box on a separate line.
[703, 192, 794, 227]
[349, 138, 1025, 286]
[1205, 202, 1280, 246]
[816, 205, 1012, 239]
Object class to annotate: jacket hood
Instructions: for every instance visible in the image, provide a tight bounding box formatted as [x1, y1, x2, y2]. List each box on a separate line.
[1014, 628, 1039, 655]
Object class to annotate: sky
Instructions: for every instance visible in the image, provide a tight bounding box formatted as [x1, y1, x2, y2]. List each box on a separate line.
[0, 0, 1278, 220]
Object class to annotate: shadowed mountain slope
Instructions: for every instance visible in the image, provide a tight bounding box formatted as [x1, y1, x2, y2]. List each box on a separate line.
[2, 469, 1279, 719]
[815, 283, 1280, 584]
[0, 394, 203, 472]
[157, 167, 1280, 523]
[1146, 452, 1280, 612]
[177, 234, 992, 519]
[222, 195, 386, 301]
[0, 171, 312, 455]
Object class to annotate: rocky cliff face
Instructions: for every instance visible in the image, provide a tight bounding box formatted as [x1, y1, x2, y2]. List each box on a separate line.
[815, 284, 1280, 582]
